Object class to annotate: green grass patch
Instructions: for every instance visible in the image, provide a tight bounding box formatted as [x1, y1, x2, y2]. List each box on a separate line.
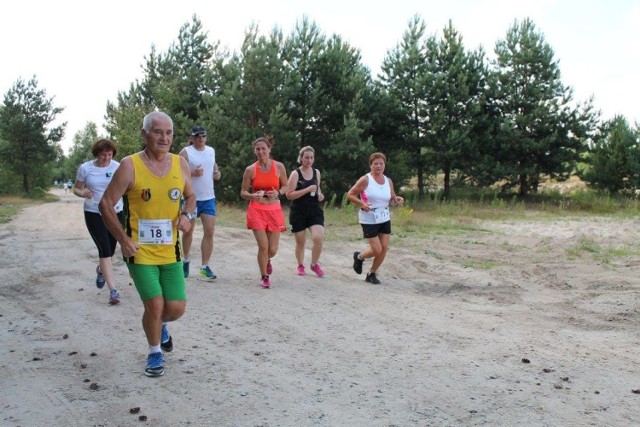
[217, 190, 639, 247]
[403, 186, 640, 218]
[593, 244, 640, 264]
[565, 236, 639, 264]
[0, 193, 57, 224]
[215, 203, 247, 229]
[461, 259, 501, 270]
[566, 236, 601, 259]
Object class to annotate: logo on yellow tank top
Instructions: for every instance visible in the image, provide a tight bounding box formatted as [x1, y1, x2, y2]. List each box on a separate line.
[169, 188, 181, 201]
[141, 188, 151, 202]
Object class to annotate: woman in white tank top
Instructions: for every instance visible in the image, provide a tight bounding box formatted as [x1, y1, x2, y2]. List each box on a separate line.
[346, 152, 404, 285]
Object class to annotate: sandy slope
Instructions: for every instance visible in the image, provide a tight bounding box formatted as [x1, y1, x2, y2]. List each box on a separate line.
[1, 188, 638, 426]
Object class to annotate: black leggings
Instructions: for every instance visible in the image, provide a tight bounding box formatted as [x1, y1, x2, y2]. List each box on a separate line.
[84, 211, 122, 258]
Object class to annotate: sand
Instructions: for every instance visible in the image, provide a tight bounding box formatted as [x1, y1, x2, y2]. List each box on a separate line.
[1, 187, 638, 426]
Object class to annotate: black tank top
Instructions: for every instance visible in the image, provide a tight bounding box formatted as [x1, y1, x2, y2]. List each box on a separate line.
[290, 167, 319, 208]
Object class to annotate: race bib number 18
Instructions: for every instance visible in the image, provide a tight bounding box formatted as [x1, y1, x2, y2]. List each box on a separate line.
[138, 219, 173, 245]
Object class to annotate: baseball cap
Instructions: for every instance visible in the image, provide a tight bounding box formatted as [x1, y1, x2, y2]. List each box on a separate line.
[191, 125, 207, 137]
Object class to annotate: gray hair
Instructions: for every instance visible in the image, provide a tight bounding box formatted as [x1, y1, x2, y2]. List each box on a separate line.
[142, 111, 173, 132]
[297, 145, 315, 163]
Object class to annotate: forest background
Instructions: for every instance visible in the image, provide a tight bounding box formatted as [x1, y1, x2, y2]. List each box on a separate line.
[1, 14, 639, 205]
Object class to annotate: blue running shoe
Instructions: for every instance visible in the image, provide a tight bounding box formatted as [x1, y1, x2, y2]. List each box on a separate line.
[161, 322, 173, 352]
[145, 352, 164, 377]
[109, 289, 120, 305]
[183, 260, 190, 278]
[96, 265, 105, 289]
[199, 266, 217, 279]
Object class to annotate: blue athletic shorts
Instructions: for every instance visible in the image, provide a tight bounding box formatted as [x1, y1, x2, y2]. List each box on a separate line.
[196, 198, 216, 217]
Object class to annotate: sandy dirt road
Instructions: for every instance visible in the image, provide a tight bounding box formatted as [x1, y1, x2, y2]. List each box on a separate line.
[1, 188, 639, 426]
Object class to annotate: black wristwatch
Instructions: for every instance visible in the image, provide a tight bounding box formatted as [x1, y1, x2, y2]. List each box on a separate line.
[181, 211, 196, 221]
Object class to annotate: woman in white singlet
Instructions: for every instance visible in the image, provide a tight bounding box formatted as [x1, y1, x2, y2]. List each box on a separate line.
[346, 152, 404, 285]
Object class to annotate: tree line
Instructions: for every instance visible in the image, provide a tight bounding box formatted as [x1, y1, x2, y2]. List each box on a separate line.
[1, 14, 638, 199]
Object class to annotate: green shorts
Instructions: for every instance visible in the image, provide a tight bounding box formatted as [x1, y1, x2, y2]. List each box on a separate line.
[127, 262, 186, 301]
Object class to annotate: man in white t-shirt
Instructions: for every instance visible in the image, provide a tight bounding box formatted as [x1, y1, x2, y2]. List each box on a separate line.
[179, 125, 221, 279]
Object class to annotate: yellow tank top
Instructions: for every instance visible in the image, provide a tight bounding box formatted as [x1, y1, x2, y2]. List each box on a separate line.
[124, 153, 184, 264]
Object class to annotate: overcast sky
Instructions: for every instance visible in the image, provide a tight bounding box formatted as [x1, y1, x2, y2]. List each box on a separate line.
[1, 0, 638, 153]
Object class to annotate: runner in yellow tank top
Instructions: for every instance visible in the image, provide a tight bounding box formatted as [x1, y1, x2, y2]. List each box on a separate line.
[100, 111, 196, 378]
[125, 152, 185, 265]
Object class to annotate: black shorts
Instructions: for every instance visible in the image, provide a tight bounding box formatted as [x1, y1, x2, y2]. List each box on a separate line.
[289, 204, 324, 233]
[361, 221, 391, 238]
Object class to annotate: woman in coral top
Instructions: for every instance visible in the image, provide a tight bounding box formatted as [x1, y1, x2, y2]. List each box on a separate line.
[240, 135, 288, 289]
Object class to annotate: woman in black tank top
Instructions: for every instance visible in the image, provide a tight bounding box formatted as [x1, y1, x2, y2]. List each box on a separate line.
[285, 146, 326, 278]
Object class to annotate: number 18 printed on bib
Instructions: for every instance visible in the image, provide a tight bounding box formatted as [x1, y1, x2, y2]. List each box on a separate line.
[138, 219, 173, 245]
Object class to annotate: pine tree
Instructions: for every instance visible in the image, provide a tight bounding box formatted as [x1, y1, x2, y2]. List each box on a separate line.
[379, 15, 433, 199]
[0, 76, 65, 195]
[492, 18, 597, 197]
[424, 20, 488, 199]
[580, 116, 640, 193]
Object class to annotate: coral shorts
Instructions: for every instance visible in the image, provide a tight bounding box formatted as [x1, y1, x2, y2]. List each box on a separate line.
[246, 202, 286, 232]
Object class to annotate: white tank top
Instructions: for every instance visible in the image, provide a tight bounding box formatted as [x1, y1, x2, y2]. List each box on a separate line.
[358, 173, 391, 224]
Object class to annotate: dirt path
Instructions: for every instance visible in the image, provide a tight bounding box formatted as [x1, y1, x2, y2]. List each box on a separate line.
[1, 188, 639, 426]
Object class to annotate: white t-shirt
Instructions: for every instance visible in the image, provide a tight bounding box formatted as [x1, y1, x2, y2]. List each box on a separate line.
[75, 160, 123, 214]
[185, 145, 216, 201]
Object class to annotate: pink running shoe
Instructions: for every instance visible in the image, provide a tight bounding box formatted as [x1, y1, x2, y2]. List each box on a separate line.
[310, 263, 325, 278]
[297, 265, 306, 276]
[266, 259, 273, 275]
[260, 276, 271, 289]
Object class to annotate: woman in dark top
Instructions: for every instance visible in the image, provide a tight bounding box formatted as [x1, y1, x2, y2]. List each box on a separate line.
[285, 146, 326, 277]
